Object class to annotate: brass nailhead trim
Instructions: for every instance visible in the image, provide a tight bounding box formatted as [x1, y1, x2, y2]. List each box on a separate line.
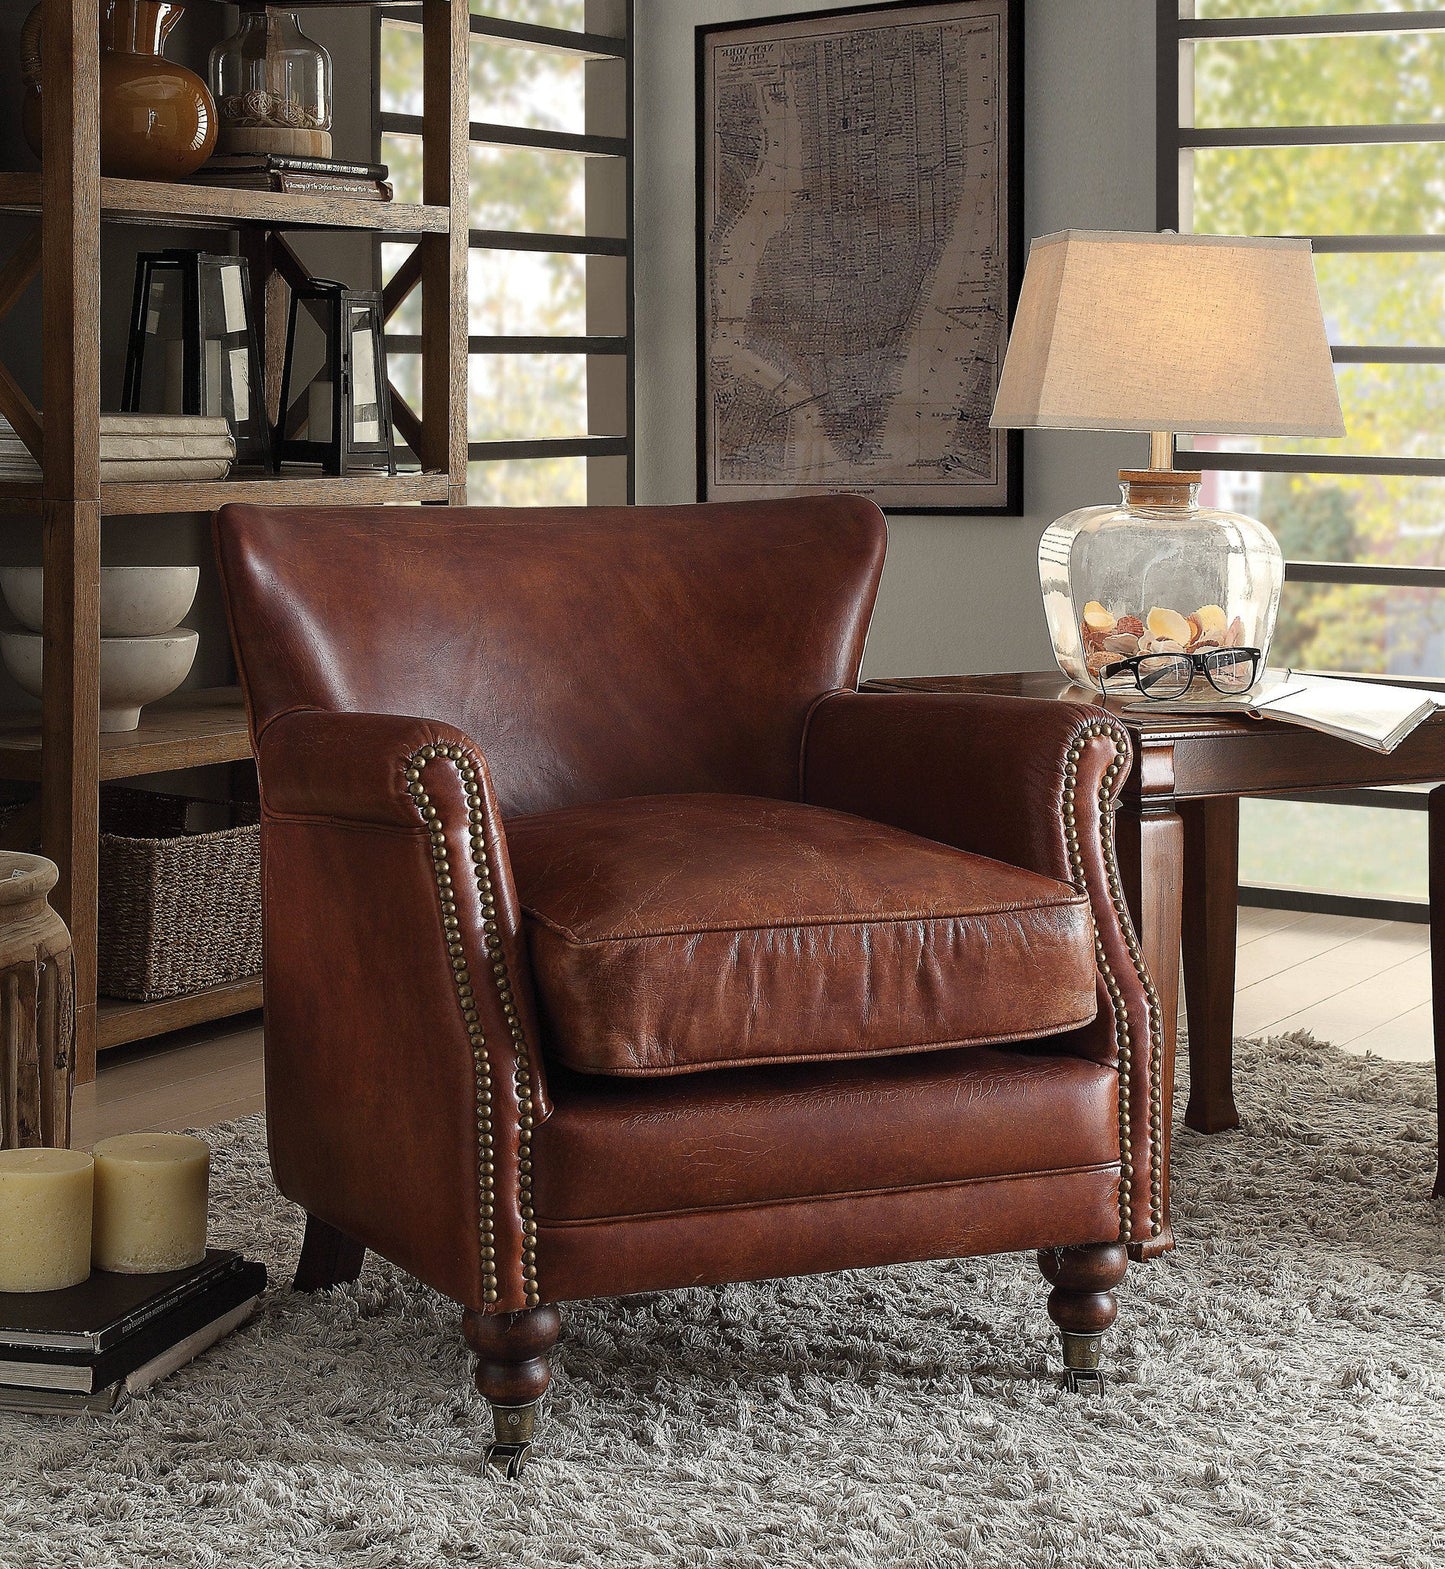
[1060, 720, 1165, 1241]
[407, 743, 541, 1309]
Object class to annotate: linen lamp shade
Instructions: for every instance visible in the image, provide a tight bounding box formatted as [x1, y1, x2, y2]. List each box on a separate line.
[990, 230, 1345, 439]
[993, 231, 1344, 699]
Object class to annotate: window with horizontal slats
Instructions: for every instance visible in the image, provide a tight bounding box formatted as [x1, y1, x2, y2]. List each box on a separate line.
[1159, 2, 1445, 915]
[378, 0, 632, 505]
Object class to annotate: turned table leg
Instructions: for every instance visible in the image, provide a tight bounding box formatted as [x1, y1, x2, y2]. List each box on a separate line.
[1181, 796, 1242, 1134]
[1038, 1242, 1129, 1393]
[463, 1304, 562, 1479]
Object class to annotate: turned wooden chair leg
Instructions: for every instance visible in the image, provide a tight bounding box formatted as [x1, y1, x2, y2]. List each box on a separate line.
[294, 1213, 367, 1292]
[463, 1304, 563, 1479]
[1037, 1242, 1129, 1394]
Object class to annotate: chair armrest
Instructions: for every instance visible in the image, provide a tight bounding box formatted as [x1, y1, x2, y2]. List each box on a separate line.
[256, 708, 546, 1314]
[802, 690, 1166, 1248]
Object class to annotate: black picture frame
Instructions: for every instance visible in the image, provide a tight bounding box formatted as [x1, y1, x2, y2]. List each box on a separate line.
[695, 0, 1023, 516]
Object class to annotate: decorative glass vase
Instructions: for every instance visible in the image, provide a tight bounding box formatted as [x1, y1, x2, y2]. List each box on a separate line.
[1038, 469, 1284, 696]
[210, 6, 332, 158]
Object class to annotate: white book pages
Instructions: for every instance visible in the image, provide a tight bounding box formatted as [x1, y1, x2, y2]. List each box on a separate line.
[1119, 670, 1437, 753]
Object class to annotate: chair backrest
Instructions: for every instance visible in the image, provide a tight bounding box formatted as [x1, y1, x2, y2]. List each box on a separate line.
[215, 498, 887, 818]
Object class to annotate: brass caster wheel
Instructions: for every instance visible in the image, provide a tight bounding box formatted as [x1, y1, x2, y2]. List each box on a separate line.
[1060, 1329, 1107, 1398]
[1064, 1367, 1106, 1396]
[485, 1440, 532, 1480]
[483, 1399, 541, 1478]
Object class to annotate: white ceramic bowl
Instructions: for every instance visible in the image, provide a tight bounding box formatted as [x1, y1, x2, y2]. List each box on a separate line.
[0, 630, 199, 732]
[0, 566, 200, 637]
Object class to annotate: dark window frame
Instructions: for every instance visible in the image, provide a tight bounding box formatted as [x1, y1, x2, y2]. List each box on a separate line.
[375, 2, 635, 497]
[1156, 0, 1441, 919]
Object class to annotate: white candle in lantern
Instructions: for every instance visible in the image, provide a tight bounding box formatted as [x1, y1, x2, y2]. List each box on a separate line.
[92, 1133, 210, 1274]
[0, 1148, 94, 1293]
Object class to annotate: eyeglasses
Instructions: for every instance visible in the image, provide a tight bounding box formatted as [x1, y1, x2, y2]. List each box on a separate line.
[1103, 646, 1262, 701]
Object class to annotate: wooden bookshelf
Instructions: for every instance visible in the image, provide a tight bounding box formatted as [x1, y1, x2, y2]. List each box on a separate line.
[2, 0, 470, 1078]
[101, 469, 454, 515]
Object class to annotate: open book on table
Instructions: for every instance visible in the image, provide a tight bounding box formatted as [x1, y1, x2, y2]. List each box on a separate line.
[1116, 669, 1445, 754]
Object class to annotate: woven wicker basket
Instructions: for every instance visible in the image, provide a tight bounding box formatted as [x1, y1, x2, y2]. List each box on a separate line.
[97, 788, 261, 1002]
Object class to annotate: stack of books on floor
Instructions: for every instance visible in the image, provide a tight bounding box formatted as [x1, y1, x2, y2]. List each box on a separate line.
[197, 154, 393, 202]
[0, 414, 235, 483]
[0, 1250, 266, 1413]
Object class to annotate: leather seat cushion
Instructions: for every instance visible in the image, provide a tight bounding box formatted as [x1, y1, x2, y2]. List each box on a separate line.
[505, 794, 1098, 1076]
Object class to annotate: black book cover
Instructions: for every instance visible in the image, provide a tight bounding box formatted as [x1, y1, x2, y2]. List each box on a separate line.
[0, 1250, 244, 1353]
[0, 1260, 267, 1393]
[203, 153, 389, 180]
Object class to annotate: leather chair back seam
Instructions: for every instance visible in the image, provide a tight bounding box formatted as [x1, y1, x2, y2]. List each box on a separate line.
[261, 812, 423, 840]
[796, 685, 850, 799]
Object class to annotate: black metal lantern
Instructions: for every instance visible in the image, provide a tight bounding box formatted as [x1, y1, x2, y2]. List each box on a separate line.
[122, 249, 271, 468]
[275, 279, 396, 475]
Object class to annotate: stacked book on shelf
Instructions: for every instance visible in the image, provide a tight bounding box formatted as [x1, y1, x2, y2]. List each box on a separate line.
[0, 414, 235, 484]
[0, 1249, 266, 1414]
[196, 154, 393, 202]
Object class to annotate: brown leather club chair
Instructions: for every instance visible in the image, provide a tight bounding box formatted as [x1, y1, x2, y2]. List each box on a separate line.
[214, 497, 1168, 1477]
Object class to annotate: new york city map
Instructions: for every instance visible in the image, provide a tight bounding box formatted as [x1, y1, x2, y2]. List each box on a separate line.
[700, 2, 1016, 511]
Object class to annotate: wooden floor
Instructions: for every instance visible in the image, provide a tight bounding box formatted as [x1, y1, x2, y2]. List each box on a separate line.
[1232, 905, 1433, 1062]
[71, 908, 1435, 1145]
[72, 1016, 266, 1148]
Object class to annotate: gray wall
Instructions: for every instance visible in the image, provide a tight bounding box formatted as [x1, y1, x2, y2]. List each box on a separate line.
[633, 0, 1158, 678]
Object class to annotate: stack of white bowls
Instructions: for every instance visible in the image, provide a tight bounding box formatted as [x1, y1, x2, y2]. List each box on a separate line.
[0, 568, 200, 732]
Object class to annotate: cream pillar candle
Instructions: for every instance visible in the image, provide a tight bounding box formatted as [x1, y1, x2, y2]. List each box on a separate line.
[92, 1134, 210, 1274]
[0, 1148, 94, 1293]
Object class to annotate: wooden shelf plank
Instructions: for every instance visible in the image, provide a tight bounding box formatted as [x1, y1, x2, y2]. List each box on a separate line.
[0, 174, 448, 234]
[97, 975, 263, 1052]
[0, 471, 452, 516]
[0, 687, 251, 783]
[101, 469, 452, 514]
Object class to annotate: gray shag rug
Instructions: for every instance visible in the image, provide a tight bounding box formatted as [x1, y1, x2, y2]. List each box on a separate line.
[3, 1033, 1442, 1569]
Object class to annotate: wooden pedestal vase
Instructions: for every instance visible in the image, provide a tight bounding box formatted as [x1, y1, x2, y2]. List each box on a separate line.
[0, 853, 76, 1149]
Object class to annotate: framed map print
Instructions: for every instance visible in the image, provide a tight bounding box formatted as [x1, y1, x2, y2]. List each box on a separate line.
[696, 0, 1022, 514]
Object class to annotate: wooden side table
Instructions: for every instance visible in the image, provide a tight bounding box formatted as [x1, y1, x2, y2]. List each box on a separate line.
[865, 673, 1445, 1200]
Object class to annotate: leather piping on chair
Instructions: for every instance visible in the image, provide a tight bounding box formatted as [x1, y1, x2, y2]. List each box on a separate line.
[405, 741, 541, 1309]
[1062, 717, 1165, 1240]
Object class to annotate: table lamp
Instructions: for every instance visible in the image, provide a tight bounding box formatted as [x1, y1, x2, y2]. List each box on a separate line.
[990, 231, 1345, 697]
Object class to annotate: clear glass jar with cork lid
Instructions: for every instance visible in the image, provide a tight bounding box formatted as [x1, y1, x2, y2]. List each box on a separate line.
[210, 5, 333, 158]
[1039, 435, 1284, 697]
